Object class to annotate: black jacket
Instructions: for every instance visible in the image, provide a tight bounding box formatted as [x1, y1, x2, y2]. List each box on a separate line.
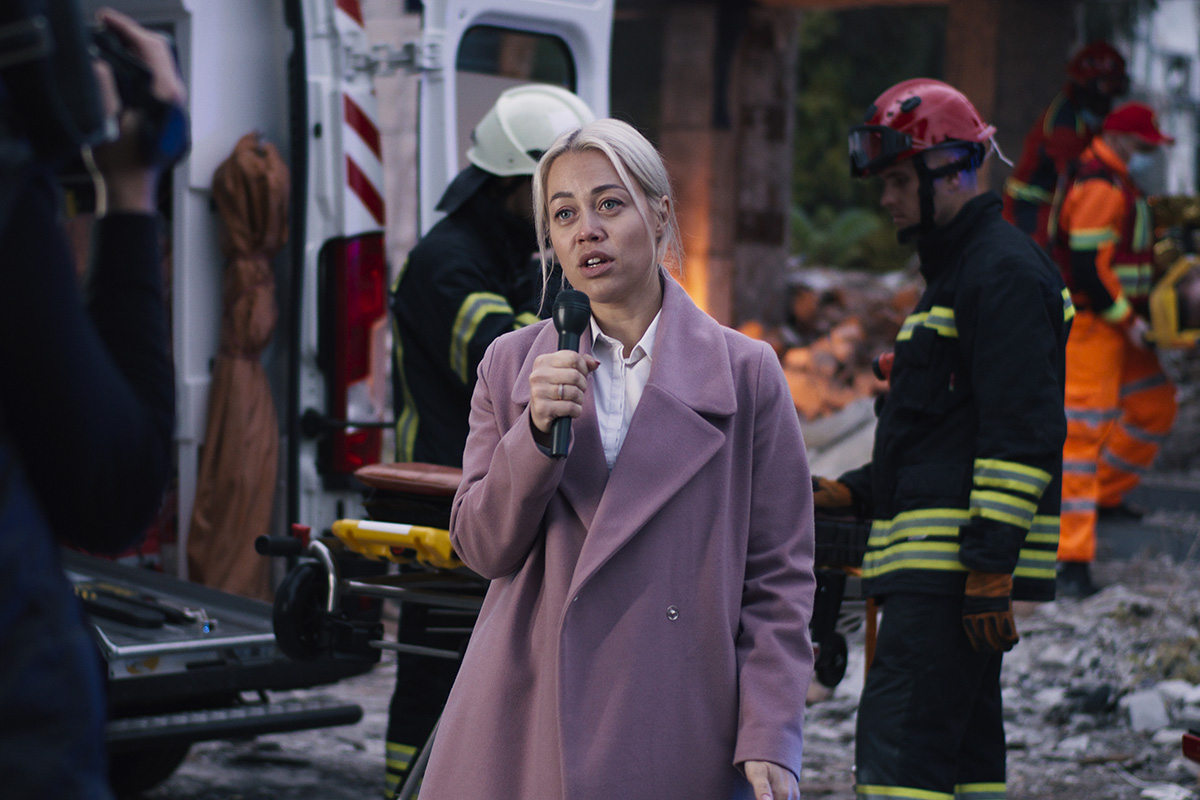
[842, 192, 1071, 601]
[389, 189, 545, 467]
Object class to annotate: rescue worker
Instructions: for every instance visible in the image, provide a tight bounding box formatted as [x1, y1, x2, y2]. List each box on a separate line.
[383, 83, 594, 797]
[816, 78, 1070, 799]
[1049, 101, 1176, 598]
[1003, 41, 1129, 247]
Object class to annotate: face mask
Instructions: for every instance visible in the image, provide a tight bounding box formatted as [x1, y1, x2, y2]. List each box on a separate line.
[1126, 150, 1156, 186]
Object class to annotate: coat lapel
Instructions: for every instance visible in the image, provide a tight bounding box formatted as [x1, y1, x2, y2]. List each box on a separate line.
[569, 277, 738, 592]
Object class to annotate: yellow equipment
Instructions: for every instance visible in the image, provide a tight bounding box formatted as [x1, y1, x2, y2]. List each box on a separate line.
[1148, 197, 1200, 348]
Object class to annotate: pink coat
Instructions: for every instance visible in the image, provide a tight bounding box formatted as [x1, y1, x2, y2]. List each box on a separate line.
[420, 277, 815, 799]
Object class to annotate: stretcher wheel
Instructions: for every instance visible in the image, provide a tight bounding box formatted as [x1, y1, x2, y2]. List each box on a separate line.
[815, 631, 848, 689]
[273, 561, 328, 661]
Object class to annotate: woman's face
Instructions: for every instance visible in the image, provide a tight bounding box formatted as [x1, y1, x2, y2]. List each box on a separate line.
[545, 149, 664, 316]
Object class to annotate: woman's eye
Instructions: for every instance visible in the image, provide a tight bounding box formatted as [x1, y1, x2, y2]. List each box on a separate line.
[553, 208, 573, 221]
[599, 198, 620, 211]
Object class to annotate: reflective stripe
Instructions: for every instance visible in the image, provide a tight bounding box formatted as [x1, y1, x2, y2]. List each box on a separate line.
[867, 508, 970, 549]
[1132, 197, 1152, 252]
[1120, 373, 1169, 398]
[1114, 422, 1169, 446]
[392, 317, 419, 461]
[1101, 295, 1131, 323]
[513, 311, 540, 328]
[926, 306, 958, 337]
[1068, 227, 1118, 250]
[451, 292, 515, 383]
[1015, 515, 1060, 580]
[857, 785, 954, 800]
[973, 458, 1051, 498]
[1004, 176, 1052, 204]
[1100, 448, 1148, 476]
[955, 782, 1006, 800]
[1061, 498, 1097, 513]
[971, 489, 1037, 529]
[1062, 459, 1097, 475]
[863, 540, 967, 578]
[1065, 406, 1121, 426]
[1062, 288, 1076, 322]
[1113, 263, 1154, 298]
[896, 308, 957, 341]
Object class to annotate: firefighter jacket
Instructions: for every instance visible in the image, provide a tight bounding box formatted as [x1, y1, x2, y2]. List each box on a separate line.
[389, 189, 544, 468]
[1050, 136, 1154, 324]
[841, 192, 1072, 602]
[1003, 90, 1097, 246]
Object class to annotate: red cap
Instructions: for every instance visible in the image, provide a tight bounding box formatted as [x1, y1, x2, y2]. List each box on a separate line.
[1102, 102, 1175, 145]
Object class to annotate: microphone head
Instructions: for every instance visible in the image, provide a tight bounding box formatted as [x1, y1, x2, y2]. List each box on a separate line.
[552, 289, 591, 335]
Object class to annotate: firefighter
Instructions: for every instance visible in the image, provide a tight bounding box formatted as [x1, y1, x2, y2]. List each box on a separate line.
[383, 84, 593, 797]
[816, 78, 1070, 799]
[1003, 41, 1129, 247]
[1050, 102, 1176, 598]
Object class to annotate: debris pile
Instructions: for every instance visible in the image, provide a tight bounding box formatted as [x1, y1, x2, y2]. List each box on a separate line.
[800, 554, 1200, 799]
[743, 266, 922, 420]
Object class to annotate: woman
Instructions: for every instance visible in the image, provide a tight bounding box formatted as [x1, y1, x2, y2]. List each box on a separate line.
[420, 119, 815, 800]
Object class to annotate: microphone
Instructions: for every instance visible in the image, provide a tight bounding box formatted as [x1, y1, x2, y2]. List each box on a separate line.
[550, 289, 591, 459]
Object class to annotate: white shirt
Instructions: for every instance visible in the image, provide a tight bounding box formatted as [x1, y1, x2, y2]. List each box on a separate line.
[589, 312, 660, 470]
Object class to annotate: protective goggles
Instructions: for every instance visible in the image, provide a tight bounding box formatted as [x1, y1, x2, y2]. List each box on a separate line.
[848, 125, 913, 177]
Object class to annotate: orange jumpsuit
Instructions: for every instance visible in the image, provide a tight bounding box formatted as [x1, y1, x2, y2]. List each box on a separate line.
[1004, 91, 1098, 247]
[1051, 137, 1177, 563]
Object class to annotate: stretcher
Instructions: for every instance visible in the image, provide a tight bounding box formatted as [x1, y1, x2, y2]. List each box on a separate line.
[261, 463, 870, 798]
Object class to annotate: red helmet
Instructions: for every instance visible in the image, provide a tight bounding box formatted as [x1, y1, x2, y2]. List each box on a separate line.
[849, 78, 996, 177]
[1067, 41, 1129, 95]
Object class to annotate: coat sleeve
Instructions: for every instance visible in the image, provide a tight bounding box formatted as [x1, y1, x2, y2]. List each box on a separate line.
[1060, 177, 1131, 323]
[449, 340, 566, 579]
[732, 344, 816, 773]
[957, 258, 1067, 574]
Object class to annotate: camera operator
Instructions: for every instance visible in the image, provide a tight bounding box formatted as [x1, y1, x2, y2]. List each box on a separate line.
[0, 7, 183, 797]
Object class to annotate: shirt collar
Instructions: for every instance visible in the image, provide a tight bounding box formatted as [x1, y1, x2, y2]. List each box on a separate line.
[591, 311, 660, 365]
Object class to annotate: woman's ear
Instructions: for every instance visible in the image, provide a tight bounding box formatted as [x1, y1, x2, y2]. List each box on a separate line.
[655, 195, 670, 236]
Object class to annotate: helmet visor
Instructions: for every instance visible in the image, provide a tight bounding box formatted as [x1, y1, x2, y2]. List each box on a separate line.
[849, 125, 913, 177]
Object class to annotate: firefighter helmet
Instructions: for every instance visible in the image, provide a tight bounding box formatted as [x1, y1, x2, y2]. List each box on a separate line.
[849, 78, 996, 177]
[467, 83, 595, 177]
[1067, 41, 1129, 96]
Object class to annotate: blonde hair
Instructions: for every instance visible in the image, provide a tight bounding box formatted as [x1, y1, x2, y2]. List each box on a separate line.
[532, 118, 684, 292]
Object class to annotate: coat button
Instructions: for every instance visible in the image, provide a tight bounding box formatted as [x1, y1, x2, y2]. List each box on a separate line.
[666, 605, 679, 621]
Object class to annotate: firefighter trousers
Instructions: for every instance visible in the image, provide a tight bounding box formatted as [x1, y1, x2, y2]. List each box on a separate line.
[855, 593, 1006, 800]
[1059, 311, 1177, 563]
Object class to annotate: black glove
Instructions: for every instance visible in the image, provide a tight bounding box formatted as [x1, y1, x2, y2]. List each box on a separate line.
[962, 570, 1019, 654]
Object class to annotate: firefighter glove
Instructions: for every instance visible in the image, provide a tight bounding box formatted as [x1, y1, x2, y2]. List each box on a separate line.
[812, 476, 853, 510]
[962, 570, 1019, 654]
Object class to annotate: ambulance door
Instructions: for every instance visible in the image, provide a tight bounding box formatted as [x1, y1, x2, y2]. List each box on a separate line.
[416, 0, 614, 235]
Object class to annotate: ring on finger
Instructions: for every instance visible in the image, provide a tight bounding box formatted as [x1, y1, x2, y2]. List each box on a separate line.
[557, 383, 564, 400]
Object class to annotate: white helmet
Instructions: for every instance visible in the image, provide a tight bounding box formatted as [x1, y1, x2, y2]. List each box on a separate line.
[467, 84, 595, 177]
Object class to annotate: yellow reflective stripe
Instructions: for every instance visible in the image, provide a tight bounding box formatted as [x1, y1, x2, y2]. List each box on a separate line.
[867, 508, 970, 548]
[896, 312, 926, 342]
[1004, 177, 1052, 204]
[513, 311, 539, 329]
[857, 784, 954, 800]
[1062, 288, 1076, 322]
[971, 489, 1038, 529]
[1132, 198, 1152, 251]
[973, 458, 1051, 498]
[385, 742, 417, 770]
[926, 305, 957, 337]
[954, 783, 1006, 800]
[1113, 263, 1154, 297]
[1068, 227, 1117, 250]
[896, 309, 956, 341]
[862, 541, 967, 578]
[451, 292, 515, 383]
[1016, 514, 1060, 579]
[1101, 295, 1131, 323]
[392, 318, 419, 462]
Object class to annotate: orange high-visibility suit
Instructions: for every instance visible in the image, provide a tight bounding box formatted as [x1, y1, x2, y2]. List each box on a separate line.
[1051, 137, 1177, 562]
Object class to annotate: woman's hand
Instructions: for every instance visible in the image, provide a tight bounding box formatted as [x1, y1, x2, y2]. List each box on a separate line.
[743, 760, 800, 800]
[528, 350, 598, 445]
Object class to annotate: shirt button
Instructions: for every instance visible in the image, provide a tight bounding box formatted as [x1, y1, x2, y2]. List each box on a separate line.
[666, 605, 679, 621]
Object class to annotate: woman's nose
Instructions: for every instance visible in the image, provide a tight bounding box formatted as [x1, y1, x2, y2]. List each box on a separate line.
[577, 210, 603, 241]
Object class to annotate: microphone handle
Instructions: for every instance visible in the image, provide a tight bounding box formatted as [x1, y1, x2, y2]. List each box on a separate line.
[550, 331, 582, 459]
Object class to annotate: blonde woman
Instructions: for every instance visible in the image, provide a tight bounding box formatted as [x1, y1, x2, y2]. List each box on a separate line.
[421, 119, 815, 800]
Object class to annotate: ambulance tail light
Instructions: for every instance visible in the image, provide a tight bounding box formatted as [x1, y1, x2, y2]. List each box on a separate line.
[323, 232, 387, 476]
